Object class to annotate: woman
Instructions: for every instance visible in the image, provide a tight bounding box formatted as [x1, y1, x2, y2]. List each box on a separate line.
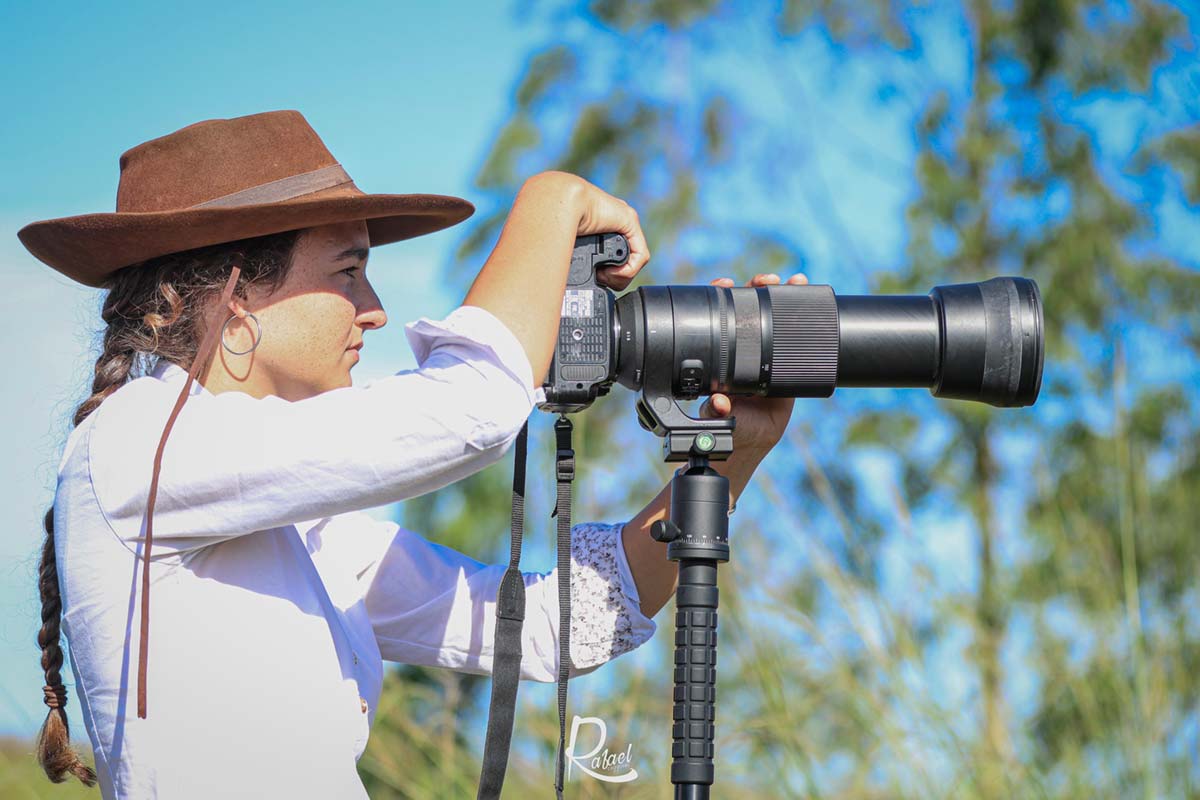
[20, 110, 805, 798]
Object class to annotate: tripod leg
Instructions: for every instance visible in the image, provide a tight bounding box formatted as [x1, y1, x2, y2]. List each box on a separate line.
[671, 559, 718, 798]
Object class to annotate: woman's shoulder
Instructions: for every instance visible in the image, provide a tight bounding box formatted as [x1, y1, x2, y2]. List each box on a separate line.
[57, 374, 164, 470]
[71, 371, 215, 485]
[88, 371, 179, 435]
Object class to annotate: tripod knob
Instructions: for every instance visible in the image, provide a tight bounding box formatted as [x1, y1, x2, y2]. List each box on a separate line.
[651, 519, 681, 543]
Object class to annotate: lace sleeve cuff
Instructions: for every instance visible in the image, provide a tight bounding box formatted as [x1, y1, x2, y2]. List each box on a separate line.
[568, 521, 658, 673]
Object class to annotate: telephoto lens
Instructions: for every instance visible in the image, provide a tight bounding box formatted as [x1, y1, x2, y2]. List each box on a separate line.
[614, 276, 1044, 408]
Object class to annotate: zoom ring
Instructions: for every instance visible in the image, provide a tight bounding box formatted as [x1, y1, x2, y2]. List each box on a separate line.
[765, 285, 839, 397]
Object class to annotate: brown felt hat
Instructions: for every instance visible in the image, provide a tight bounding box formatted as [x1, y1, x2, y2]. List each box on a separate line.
[18, 109, 475, 288]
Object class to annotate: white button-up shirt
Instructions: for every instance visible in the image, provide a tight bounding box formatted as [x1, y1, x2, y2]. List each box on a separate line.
[53, 304, 657, 799]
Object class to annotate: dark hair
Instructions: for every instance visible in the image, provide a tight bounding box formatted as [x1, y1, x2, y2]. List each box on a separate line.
[34, 228, 302, 785]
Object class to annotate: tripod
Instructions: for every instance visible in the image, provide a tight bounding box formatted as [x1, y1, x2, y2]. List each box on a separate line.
[652, 454, 729, 800]
[636, 393, 736, 800]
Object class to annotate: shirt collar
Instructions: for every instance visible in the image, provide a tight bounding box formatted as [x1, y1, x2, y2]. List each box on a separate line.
[150, 359, 214, 396]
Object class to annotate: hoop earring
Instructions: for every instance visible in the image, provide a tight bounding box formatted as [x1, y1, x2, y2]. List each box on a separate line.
[221, 312, 262, 356]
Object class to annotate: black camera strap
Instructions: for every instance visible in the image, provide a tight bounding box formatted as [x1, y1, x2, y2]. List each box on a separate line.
[477, 415, 575, 800]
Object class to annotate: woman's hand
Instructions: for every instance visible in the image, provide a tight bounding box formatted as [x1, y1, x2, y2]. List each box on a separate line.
[534, 171, 651, 291]
[698, 271, 809, 458]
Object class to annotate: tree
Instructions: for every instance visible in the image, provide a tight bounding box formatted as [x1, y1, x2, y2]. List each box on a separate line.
[360, 2, 1200, 797]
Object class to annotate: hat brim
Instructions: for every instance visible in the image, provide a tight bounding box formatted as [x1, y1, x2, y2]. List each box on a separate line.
[18, 191, 475, 288]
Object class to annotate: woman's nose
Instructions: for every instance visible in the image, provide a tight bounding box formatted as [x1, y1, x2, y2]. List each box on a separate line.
[357, 281, 387, 329]
[358, 306, 387, 330]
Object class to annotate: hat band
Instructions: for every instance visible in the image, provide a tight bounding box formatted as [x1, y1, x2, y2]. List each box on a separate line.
[189, 164, 354, 209]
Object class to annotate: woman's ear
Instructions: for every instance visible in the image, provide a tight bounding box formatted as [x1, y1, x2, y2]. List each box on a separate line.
[227, 296, 251, 320]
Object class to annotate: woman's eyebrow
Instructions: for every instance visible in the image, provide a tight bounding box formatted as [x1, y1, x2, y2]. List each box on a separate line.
[335, 247, 369, 262]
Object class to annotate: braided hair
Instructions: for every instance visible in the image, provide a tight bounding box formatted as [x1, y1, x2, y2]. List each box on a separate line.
[34, 228, 301, 785]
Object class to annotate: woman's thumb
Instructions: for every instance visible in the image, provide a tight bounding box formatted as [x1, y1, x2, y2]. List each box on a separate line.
[700, 394, 730, 418]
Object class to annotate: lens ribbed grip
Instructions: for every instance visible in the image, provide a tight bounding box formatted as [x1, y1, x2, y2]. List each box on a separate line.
[766, 285, 839, 397]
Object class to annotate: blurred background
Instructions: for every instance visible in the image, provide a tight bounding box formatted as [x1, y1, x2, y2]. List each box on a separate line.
[2, 1, 1197, 798]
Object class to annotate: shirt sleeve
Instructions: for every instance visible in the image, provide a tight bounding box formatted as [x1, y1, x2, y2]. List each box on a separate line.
[88, 304, 545, 558]
[357, 518, 658, 682]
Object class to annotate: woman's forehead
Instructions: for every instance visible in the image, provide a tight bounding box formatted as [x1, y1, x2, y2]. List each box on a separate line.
[299, 221, 370, 255]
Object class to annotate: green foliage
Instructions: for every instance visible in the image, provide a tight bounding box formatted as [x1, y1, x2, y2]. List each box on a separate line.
[364, 2, 1200, 798]
[1143, 126, 1200, 205]
[590, 0, 724, 31]
[0, 736, 97, 799]
[778, 0, 916, 51]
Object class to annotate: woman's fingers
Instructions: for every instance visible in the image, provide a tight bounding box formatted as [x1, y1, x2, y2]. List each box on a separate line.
[613, 203, 650, 277]
[576, 182, 649, 290]
[700, 393, 733, 418]
[710, 273, 807, 289]
[746, 272, 788, 287]
[597, 266, 633, 291]
[597, 224, 648, 289]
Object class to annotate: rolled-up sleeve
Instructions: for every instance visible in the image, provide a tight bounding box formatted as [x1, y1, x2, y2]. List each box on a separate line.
[88, 304, 545, 557]
[358, 518, 657, 682]
[404, 304, 547, 449]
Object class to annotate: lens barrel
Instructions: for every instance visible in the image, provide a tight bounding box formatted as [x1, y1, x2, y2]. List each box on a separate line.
[837, 277, 1043, 406]
[614, 276, 1043, 408]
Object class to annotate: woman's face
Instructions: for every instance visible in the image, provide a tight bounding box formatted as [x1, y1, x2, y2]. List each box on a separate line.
[213, 219, 387, 401]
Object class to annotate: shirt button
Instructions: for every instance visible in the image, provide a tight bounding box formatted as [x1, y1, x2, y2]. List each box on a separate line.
[360, 696, 368, 714]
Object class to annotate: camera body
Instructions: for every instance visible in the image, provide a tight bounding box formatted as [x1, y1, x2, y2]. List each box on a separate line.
[540, 233, 626, 414]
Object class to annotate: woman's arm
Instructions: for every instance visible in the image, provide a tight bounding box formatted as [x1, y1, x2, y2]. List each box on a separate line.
[462, 171, 650, 388]
[461, 172, 583, 388]
[620, 454, 762, 620]
[89, 308, 538, 558]
[328, 513, 656, 682]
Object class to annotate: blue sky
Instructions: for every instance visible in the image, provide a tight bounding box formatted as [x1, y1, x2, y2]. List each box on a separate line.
[1, 2, 1196, 791]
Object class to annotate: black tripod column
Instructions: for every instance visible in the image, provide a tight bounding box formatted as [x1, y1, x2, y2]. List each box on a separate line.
[650, 457, 731, 800]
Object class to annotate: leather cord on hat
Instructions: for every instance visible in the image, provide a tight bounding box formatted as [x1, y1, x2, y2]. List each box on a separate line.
[137, 264, 242, 719]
